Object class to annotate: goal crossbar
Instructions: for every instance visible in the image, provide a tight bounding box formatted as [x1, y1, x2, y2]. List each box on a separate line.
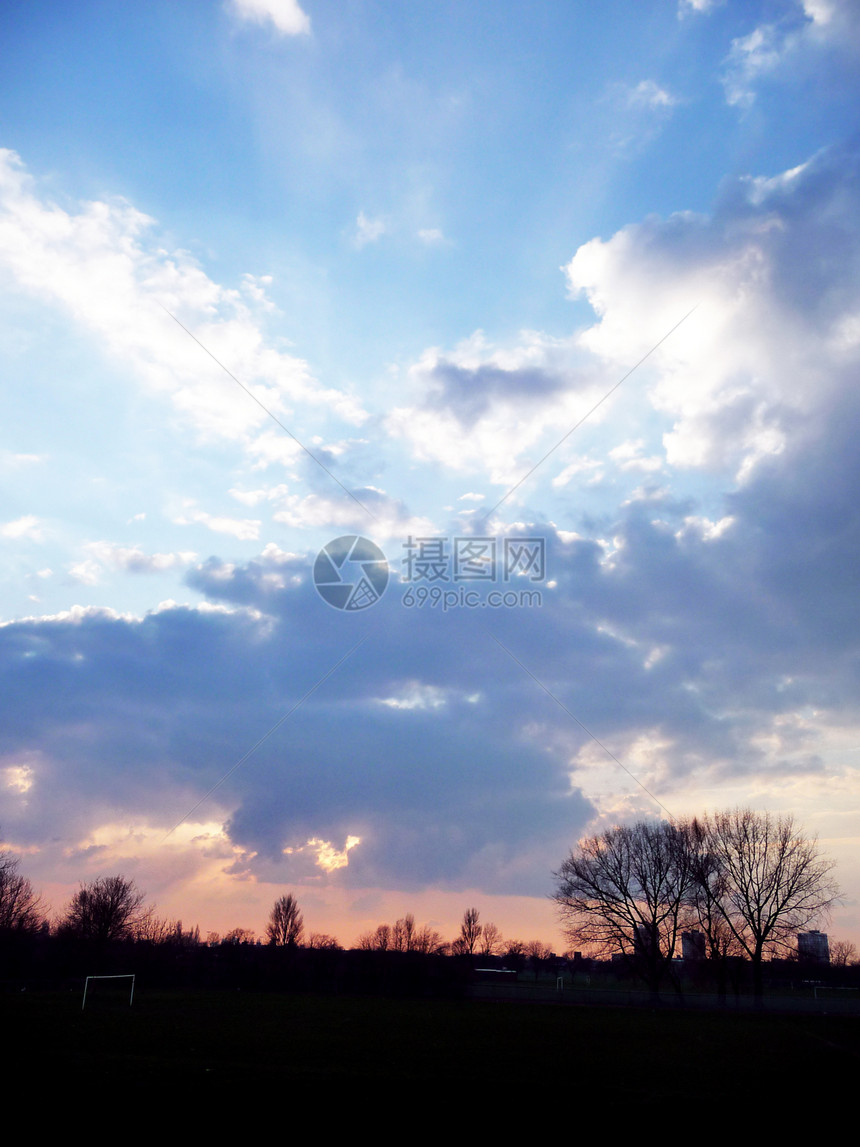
[82, 973, 136, 1011]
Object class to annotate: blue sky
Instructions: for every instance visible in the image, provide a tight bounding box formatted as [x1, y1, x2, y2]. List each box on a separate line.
[1, 0, 859, 946]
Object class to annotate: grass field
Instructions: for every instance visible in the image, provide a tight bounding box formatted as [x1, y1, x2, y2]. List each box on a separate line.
[3, 988, 858, 1095]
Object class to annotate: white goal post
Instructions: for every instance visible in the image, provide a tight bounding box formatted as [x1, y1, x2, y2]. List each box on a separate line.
[81, 973, 136, 1011]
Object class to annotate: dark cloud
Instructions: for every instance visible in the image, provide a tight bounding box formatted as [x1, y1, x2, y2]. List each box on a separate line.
[6, 397, 858, 892]
[0, 568, 600, 893]
[714, 142, 860, 323]
[5, 142, 860, 903]
[423, 360, 571, 427]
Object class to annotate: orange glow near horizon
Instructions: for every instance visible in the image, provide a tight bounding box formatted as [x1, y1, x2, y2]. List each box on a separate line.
[31, 819, 568, 948]
[23, 813, 860, 952]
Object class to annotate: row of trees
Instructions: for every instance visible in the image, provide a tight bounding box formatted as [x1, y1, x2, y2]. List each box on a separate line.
[0, 861, 162, 946]
[356, 914, 447, 955]
[353, 908, 550, 967]
[3, 807, 846, 1004]
[553, 808, 840, 1002]
[0, 841, 310, 950]
[0, 852, 556, 973]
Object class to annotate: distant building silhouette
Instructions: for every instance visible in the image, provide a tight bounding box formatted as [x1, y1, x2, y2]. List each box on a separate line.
[681, 930, 706, 961]
[634, 923, 657, 956]
[797, 930, 830, 963]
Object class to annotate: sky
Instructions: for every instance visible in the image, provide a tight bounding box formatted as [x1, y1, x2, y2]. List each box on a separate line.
[1, 0, 859, 949]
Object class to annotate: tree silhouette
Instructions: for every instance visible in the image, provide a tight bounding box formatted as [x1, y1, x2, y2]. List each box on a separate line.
[459, 907, 482, 957]
[479, 922, 502, 957]
[266, 893, 304, 947]
[411, 923, 446, 954]
[60, 875, 149, 944]
[694, 808, 839, 1004]
[553, 820, 697, 998]
[554, 809, 840, 1003]
[502, 938, 527, 973]
[357, 923, 391, 951]
[223, 927, 256, 945]
[307, 932, 340, 950]
[0, 843, 44, 935]
[357, 917, 444, 954]
[830, 940, 857, 967]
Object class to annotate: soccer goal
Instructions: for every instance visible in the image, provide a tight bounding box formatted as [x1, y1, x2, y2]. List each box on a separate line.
[81, 973, 136, 1011]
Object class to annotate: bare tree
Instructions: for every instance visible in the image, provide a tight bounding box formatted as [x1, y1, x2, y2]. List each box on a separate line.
[459, 907, 482, 957]
[502, 938, 527, 973]
[479, 922, 503, 957]
[135, 915, 180, 945]
[266, 893, 304, 947]
[684, 817, 748, 1003]
[698, 809, 840, 1003]
[391, 914, 417, 952]
[360, 916, 444, 954]
[553, 820, 698, 998]
[526, 940, 553, 959]
[357, 923, 392, 951]
[830, 940, 857, 967]
[223, 927, 256, 945]
[525, 940, 554, 982]
[59, 875, 150, 944]
[0, 845, 44, 935]
[412, 924, 446, 955]
[307, 932, 340, 950]
[133, 916, 199, 946]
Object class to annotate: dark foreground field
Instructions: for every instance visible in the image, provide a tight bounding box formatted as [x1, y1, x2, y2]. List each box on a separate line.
[3, 989, 858, 1096]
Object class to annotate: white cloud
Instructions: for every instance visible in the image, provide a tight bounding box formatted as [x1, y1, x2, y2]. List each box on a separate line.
[552, 456, 603, 488]
[279, 834, 362, 873]
[562, 149, 860, 481]
[4, 763, 34, 794]
[386, 330, 610, 486]
[257, 541, 303, 564]
[67, 559, 102, 585]
[228, 485, 281, 507]
[245, 428, 306, 469]
[173, 503, 261, 540]
[354, 211, 386, 249]
[228, 0, 310, 36]
[0, 150, 366, 464]
[678, 0, 720, 14]
[311, 835, 361, 872]
[609, 440, 663, 473]
[84, 542, 198, 574]
[722, 0, 860, 107]
[602, 78, 679, 156]
[675, 514, 735, 541]
[0, 603, 137, 627]
[0, 515, 43, 541]
[381, 147, 860, 498]
[723, 23, 787, 107]
[417, 228, 447, 245]
[270, 487, 436, 541]
[239, 272, 276, 311]
[0, 451, 42, 468]
[626, 80, 677, 109]
[377, 683, 449, 711]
